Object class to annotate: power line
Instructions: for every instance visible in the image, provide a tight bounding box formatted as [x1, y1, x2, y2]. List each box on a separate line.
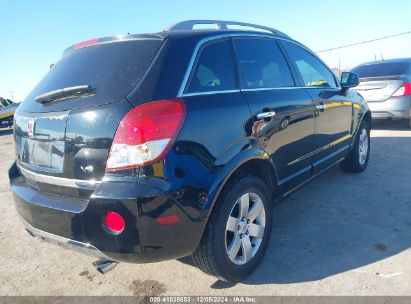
[316, 30, 411, 53]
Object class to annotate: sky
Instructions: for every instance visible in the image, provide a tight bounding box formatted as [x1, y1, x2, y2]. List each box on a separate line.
[1, 0, 410, 101]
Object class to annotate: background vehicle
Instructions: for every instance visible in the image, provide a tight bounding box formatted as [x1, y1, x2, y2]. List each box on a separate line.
[351, 58, 411, 128]
[0, 97, 18, 128]
[9, 20, 371, 282]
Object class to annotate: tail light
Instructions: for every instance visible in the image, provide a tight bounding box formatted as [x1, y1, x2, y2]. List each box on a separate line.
[106, 99, 186, 171]
[392, 83, 411, 97]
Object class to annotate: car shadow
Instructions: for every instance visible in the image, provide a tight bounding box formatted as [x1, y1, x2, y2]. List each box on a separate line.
[372, 119, 409, 131]
[178, 136, 411, 287]
[0, 128, 13, 136]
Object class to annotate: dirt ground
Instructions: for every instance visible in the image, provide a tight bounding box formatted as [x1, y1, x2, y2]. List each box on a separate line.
[0, 120, 410, 296]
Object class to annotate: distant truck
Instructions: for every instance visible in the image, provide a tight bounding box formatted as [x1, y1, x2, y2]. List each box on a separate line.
[0, 97, 19, 128]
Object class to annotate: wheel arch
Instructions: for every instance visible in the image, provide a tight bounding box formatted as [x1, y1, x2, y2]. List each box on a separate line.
[351, 106, 372, 149]
[203, 150, 279, 218]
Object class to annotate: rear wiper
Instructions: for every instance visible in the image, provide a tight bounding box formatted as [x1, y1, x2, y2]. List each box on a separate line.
[35, 85, 93, 103]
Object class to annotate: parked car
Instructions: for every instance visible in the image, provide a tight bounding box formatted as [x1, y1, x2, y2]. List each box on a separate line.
[9, 20, 371, 282]
[351, 58, 411, 128]
[0, 97, 18, 128]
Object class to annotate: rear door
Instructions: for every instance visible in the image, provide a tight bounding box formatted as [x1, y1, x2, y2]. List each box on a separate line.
[180, 38, 252, 187]
[233, 37, 316, 193]
[281, 41, 352, 174]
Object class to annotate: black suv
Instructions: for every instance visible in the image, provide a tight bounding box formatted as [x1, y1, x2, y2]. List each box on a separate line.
[9, 20, 371, 282]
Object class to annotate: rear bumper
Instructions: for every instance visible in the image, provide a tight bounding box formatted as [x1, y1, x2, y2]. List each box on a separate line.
[20, 215, 114, 261]
[9, 162, 206, 263]
[367, 96, 411, 120]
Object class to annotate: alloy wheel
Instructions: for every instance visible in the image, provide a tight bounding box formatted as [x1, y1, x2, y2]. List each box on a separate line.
[225, 192, 266, 265]
[358, 128, 369, 165]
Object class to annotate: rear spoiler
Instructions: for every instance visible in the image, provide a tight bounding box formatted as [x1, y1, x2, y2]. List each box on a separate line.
[63, 34, 165, 55]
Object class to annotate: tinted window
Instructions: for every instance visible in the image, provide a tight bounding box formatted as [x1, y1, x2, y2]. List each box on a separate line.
[283, 42, 337, 88]
[351, 62, 410, 78]
[234, 38, 295, 89]
[26, 40, 163, 104]
[187, 40, 236, 93]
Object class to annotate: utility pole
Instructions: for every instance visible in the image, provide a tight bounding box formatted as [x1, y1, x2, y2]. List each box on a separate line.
[10, 90, 14, 102]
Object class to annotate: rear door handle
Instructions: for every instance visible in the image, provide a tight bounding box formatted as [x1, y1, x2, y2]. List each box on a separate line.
[256, 111, 276, 119]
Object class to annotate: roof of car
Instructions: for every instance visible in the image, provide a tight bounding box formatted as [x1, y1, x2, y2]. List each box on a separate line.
[355, 58, 411, 66]
[64, 20, 297, 55]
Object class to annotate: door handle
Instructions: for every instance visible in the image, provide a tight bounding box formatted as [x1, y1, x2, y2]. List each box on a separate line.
[257, 111, 276, 119]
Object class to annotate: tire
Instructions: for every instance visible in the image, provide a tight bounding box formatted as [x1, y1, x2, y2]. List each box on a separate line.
[340, 120, 370, 172]
[192, 175, 273, 282]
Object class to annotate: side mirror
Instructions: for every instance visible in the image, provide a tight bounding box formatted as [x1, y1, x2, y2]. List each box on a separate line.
[341, 72, 359, 89]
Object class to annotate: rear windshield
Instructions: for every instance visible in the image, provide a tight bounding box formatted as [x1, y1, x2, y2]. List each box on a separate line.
[351, 62, 410, 78]
[26, 39, 163, 104]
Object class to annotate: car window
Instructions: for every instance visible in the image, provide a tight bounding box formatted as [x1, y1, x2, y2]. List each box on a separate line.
[283, 42, 337, 88]
[234, 38, 295, 89]
[351, 62, 410, 78]
[26, 40, 163, 104]
[187, 40, 236, 93]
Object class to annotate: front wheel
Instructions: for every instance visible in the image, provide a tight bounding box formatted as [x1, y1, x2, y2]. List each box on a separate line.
[192, 175, 273, 282]
[340, 120, 370, 172]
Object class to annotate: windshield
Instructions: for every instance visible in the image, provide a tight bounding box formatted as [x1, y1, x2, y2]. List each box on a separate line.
[351, 62, 410, 78]
[25, 39, 163, 106]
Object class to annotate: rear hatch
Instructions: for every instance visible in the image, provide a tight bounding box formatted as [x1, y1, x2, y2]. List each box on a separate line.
[14, 36, 164, 190]
[351, 61, 410, 102]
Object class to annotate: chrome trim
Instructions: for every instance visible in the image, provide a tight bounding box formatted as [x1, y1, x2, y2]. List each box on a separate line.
[178, 35, 234, 97]
[241, 87, 305, 92]
[256, 111, 276, 119]
[182, 89, 240, 97]
[177, 33, 340, 97]
[18, 164, 100, 190]
[287, 134, 352, 166]
[19, 216, 115, 261]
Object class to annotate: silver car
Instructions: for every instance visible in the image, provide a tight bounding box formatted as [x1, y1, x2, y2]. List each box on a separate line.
[351, 58, 411, 128]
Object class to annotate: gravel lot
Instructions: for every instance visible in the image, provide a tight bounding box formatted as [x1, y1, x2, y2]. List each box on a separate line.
[0, 121, 410, 296]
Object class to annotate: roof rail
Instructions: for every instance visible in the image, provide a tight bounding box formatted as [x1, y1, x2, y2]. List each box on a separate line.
[165, 20, 290, 38]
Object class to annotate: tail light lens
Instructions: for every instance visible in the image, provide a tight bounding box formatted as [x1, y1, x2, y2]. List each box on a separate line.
[392, 83, 411, 97]
[106, 99, 186, 171]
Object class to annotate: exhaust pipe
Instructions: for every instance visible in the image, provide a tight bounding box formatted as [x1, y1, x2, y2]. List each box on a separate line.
[93, 260, 118, 274]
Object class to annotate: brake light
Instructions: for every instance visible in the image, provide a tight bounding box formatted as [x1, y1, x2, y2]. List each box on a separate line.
[392, 83, 411, 97]
[106, 99, 186, 171]
[74, 38, 100, 50]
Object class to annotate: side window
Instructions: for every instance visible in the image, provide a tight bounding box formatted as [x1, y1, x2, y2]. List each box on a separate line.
[282, 42, 337, 88]
[233, 38, 295, 89]
[187, 40, 236, 93]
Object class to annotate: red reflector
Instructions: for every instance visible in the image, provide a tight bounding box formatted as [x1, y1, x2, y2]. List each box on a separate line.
[74, 38, 100, 50]
[105, 212, 125, 234]
[156, 215, 181, 225]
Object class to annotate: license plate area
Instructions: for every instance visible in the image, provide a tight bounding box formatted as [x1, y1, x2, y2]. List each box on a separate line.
[19, 138, 65, 173]
[15, 112, 68, 174]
